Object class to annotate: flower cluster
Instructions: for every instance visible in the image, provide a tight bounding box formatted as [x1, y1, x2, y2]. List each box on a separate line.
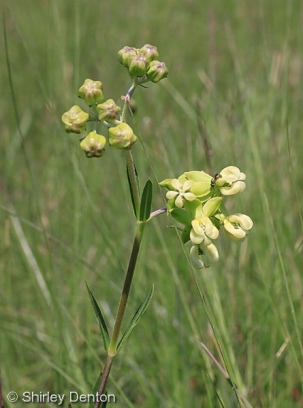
[61, 45, 168, 158]
[160, 166, 253, 269]
[62, 78, 131, 157]
[117, 44, 168, 82]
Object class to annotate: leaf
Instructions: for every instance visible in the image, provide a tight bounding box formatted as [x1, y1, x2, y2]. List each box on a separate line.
[126, 160, 140, 218]
[139, 179, 153, 222]
[86, 283, 110, 351]
[170, 208, 192, 225]
[117, 285, 154, 351]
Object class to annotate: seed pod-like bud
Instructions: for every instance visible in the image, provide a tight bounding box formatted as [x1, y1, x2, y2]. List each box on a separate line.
[138, 44, 159, 63]
[97, 99, 121, 123]
[62, 105, 89, 134]
[128, 55, 149, 77]
[117, 46, 138, 67]
[108, 123, 137, 149]
[78, 79, 104, 106]
[146, 61, 168, 83]
[80, 131, 106, 158]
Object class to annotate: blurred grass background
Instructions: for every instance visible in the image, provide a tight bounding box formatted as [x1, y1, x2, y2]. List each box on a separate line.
[1, 0, 303, 407]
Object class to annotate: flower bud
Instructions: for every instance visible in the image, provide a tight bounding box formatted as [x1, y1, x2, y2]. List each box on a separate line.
[146, 61, 168, 83]
[62, 105, 89, 134]
[117, 46, 138, 67]
[128, 55, 149, 77]
[80, 131, 106, 158]
[108, 123, 137, 149]
[78, 79, 103, 106]
[97, 99, 121, 123]
[138, 44, 159, 62]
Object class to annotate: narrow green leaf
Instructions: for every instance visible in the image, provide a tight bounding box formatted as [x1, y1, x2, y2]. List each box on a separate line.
[126, 161, 140, 218]
[68, 404, 73, 408]
[117, 285, 154, 351]
[139, 179, 153, 221]
[89, 372, 102, 408]
[86, 283, 110, 350]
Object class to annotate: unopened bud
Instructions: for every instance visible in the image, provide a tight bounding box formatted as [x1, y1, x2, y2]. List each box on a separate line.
[78, 79, 103, 106]
[97, 99, 121, 123]
[128, 55, 148, 77]
[146, 61, 168, 83]
[117, 46, 138, 67]
[80, 131, 106, 158]
[108, 123, 137, 149]
[62, 105, 89, 134]
[138, 44, 159, 63]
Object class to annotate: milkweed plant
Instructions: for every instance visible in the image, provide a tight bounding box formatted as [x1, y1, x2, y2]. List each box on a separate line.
[62, 44, 253, 407]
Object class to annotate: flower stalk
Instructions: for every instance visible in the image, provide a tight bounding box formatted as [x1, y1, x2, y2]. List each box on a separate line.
[94, 221, 146, 408]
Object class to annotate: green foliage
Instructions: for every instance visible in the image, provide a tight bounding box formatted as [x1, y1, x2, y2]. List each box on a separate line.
[86, 284, 110, 351]
[1, 0, 303, 407]
[117, 285, 154, 352]
[139, 180, 153, 222]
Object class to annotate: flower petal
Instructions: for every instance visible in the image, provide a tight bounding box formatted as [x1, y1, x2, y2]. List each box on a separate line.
[190, 245, 205, 268]
[220, 181, 246, 195]
[166, 191, 178, 200]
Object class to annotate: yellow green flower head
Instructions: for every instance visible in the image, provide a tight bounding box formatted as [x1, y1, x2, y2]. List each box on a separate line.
[62, 105, 89, 134]
[78, 79, 104, 106]
[190, 216, 219, 246]
[190, 243, 219, 269]
[97, 99, 121, 123]
[138, 44, 159, 63]
[222, 213, 253, 241]
[117, 46, 138, 67]
[128, 54, 149, 77]
[108, 123, 137, 149]
[80, 131, 106, 158]
[146, 61, 168, 83]
[216, 166, 246, 195]
[164, 178, 196, 208]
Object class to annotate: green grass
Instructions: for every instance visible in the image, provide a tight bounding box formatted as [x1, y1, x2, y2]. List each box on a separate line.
[1, 0, 303, 407]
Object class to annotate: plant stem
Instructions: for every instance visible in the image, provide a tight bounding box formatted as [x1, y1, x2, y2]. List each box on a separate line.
[93, 221, 145, 408]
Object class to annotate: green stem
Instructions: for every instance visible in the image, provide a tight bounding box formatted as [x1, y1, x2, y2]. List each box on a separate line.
[109, 221, 145, 352]
[93, 221, 145, 408]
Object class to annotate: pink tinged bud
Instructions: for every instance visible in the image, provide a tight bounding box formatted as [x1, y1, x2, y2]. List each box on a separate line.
[108, 123, 137, 149]
[80, 131, 106, 158]
[62, 105, 89, 134]
[97, 99, 121, 122]
[146, 61, 168, 83]
[78, 79, 104, 106]
[128, 55, 149, 77]
[138, 44, 159, 62]
[117, 46, 138, 67]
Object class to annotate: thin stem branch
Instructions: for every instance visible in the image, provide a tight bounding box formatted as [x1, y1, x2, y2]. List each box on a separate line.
[93, 222, 145, 408]
[109, 221, 145, 352]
